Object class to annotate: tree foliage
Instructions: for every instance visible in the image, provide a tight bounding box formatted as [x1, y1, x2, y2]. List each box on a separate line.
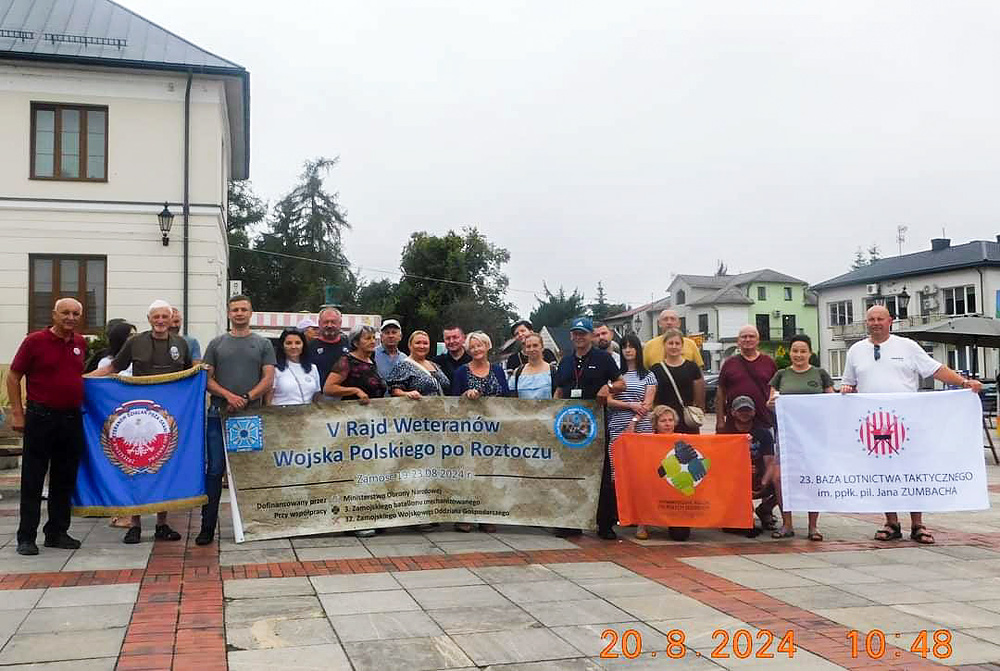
[850, 243, 883, 270]
[530, 283, 586, 329]
[588, 282, 627, 323]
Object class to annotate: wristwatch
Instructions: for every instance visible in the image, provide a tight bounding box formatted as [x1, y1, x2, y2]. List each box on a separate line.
[242, 392, 251, 402]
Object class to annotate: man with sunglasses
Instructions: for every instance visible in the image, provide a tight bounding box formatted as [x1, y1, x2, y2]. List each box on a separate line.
[841, 305, 981, 545]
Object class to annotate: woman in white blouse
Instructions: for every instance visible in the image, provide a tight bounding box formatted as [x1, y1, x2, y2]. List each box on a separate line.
[267, 328, 322, 406]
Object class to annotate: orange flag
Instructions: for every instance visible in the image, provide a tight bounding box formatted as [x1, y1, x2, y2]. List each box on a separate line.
[612, 433, 753, 528]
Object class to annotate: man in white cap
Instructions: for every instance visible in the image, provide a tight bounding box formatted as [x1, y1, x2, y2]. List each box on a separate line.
[375, 319, 404, 378]
[296, 316, 319, 343]
[92, 299, 192, 543]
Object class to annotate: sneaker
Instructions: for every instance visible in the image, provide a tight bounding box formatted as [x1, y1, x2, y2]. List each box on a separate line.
[43, 533, 81, 549]
[195, 530, 214, 546]
[597, 528, 617, 540]
[353, 529, 376, 538]
[123, 526, 142, 544]
[16, 540, 39, 556]
[453, 522, 474, 533]
[154, 524, 182, 541]
[478, 523, 497, 533]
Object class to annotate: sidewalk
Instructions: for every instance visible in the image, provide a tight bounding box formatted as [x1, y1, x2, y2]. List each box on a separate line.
[0, 462, 998, 670]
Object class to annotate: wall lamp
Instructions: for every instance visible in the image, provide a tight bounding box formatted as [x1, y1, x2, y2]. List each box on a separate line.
[158, 203, 174, 246]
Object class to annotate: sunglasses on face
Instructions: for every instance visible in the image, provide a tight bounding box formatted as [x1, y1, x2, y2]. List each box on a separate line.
[874, 344, 881, 362]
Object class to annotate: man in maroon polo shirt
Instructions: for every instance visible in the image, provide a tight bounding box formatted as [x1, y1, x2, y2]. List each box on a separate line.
[6, 298, 87, 556]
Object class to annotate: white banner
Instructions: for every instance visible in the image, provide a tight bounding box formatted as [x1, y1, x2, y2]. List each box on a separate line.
[776, 390, 989, 513]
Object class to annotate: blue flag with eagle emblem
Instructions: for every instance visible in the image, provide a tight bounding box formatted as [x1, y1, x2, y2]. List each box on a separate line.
[72, 367, 208, 516]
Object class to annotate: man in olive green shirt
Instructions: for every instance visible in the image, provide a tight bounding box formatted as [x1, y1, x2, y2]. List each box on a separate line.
[643, 309, 704, 369]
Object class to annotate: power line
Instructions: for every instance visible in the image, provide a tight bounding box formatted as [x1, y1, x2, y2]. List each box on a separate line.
[230, 244, 653, 305]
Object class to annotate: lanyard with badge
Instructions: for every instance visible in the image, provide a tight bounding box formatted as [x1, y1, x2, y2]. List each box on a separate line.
[570, 353, 587, 398]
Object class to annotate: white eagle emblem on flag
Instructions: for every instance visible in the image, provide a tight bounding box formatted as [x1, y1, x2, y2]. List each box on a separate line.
[101, 400, 179, 475]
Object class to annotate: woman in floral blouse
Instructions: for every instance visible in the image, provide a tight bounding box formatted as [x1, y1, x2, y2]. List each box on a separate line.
[323, 325, 387, 403]
[388, 331, 450, 398]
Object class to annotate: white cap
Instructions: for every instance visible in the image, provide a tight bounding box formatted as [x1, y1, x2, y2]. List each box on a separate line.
[147, 299, 172, 315]
[381, 319, 402, 331]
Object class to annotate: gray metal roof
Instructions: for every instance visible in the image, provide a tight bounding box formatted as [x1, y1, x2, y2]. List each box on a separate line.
[688, 286, 754, 306]
[812, 240, 1000, 290]
[0, 0, 242, 70]
[0, 0, 250, 179]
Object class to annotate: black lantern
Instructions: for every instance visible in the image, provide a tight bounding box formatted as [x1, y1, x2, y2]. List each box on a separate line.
[157, 203, 174, 246]
[898, 287, 910, 311]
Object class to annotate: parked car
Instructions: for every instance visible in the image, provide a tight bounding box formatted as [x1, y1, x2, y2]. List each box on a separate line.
[980, 382, 997, 415]
[703, 373, 719, 413]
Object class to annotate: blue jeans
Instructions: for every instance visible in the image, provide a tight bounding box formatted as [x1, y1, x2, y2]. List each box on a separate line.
[200, 415, 226, 534]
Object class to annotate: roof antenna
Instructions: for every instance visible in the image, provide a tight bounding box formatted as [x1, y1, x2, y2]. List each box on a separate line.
[896, 225, 907, 256]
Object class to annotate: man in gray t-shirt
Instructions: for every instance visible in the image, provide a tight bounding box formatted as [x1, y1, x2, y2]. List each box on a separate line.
[197, 296, 276, 546]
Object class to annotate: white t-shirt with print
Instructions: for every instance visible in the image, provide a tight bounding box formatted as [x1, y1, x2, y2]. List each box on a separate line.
[842, 334, 941, 393]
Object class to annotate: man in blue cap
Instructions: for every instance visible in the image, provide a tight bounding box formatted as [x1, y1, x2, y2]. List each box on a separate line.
[553, 316, 625, 539]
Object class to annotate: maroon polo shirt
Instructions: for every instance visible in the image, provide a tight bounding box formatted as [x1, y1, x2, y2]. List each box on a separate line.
[10, 328, 86, 409]
[718, 352, 777, 428]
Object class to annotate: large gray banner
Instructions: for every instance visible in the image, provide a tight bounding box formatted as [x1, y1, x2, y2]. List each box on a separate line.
[224, 397, 605, 542]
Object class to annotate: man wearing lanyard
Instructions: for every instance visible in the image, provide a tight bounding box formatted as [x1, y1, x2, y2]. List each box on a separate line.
[553, 317, 625, 538]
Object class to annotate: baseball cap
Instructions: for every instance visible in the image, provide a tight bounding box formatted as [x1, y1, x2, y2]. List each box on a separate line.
[731, 395, 756, 412]
[569, 317, 594, 333]
[381, 319, 402, 331]
[296, 317, 318, 331]
[510, 319, 532, 335]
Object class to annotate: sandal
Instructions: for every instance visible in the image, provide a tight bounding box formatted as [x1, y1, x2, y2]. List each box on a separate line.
[635, 526, 649, 540]
[874, 521, 902, 541]
[910, 525, 935, 545]
[771, 528, 795, 539]
[807, 531, 824, 542]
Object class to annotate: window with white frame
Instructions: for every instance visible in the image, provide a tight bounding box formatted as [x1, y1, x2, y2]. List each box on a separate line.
[863, 295, 907, 319]
[943, 285, 976, 316]
[827, 300, 853, 326]
[783, 287, 793, 301]
[757, 286, 767, 300]
[829, 349, 847, 377]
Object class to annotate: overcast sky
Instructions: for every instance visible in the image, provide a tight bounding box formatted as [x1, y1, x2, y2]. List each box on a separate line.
[129, 0, 1000, 315]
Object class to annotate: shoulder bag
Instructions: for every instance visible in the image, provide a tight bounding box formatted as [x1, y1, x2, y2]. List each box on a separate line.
[658, 362, 704, 428]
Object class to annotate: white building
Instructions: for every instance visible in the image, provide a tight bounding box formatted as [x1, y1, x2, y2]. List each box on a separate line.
[812, 237, 1000, 380]
[0, 0, 249, 367]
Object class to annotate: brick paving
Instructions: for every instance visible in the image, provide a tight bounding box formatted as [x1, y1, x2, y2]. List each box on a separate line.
[0, 462, 996, 669]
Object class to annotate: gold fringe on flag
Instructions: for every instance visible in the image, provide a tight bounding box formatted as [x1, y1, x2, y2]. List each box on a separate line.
[72, 494, 208, 517]
[97, 364, 207, 386]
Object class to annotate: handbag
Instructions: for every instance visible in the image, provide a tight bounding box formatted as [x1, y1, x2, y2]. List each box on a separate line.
[658, 362, 705, 428]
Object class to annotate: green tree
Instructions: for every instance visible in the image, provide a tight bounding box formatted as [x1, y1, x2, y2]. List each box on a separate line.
[226, 180, 267, 298]
[248, 158, 352, 311]
[850, 243, 882, 271]
[392, 228, 515, 344]
[350, 277, 399, 316]
[589, 281, 627, 323]
[530, 283, 585, 328]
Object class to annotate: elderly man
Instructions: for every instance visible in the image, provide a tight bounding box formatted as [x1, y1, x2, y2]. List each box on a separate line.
[643, 309, 704, 369]
[7, 298, 87, 555]
[716, 325, 777, 433]
[434, 325, 472, 393]
[197, 295, 276, 545]
[505, 319, 557, 373]
[308, 307, 350, 387]
[375, 319, 404, 378]
[842, 305, 981, 545]
[92, 300, 192, 543]
[296, 316, 319, 342]
[553, 317, 626, 539]
[170, 307, 201, 364]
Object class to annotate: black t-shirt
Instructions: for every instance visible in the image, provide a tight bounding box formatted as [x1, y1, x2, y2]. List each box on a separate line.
[554, 347, 620, 400]
[652, 360, 703, 415]
[308, 337, 351, 387]
[113, 331, 191, 377]
[433, 350, 473, 394]
[505, 348, 557, 372]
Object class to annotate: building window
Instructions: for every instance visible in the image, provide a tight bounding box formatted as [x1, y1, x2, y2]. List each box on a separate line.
[675, 289, 686, 305]
[783, 287, 793, 301]
[755, 313, 771, 340]
[863, 295, 907, 320]
[31, 103, 108, 181]
[757, 286, 767, 301]
[679, 316, 687, 334]
[828, 300, 853, 326]
[29, 255, 106, 333]
[829, 349, 847, 377]
[943, 285, 976, 316]
[697, 313, 709, 335]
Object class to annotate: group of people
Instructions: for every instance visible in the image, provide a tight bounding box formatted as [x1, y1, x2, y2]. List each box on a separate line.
[6, 295, 980, 557]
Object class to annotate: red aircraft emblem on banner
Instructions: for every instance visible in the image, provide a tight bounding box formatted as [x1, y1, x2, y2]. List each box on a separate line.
[857, 408, 908, 458]
[101, 400, 178, 475]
